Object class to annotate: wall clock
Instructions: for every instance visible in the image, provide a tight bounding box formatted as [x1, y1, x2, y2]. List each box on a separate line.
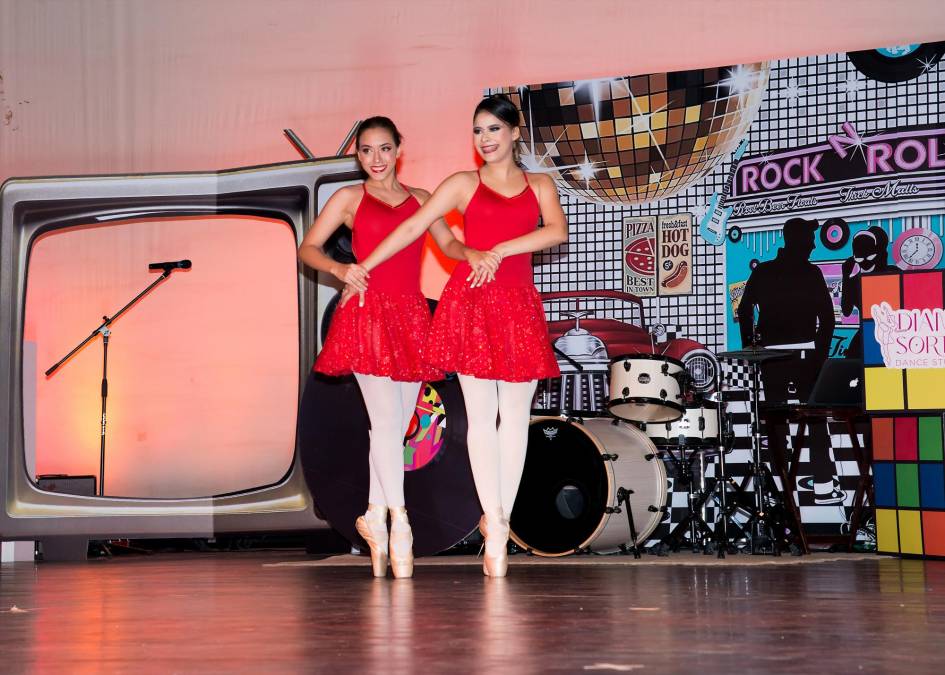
[893, 227, 943, 270]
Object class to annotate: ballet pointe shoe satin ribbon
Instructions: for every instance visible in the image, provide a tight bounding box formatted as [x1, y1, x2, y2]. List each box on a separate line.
[479, 511, 509, 578]
[389, 506, 414, 579]
[355, 504, 389, 578]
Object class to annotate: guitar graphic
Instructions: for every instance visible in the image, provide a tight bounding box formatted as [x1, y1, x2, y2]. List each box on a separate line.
[698, 138, 750, 246]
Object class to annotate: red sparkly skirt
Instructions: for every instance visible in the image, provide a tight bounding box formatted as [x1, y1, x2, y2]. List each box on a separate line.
[315, 288, 442, 382]
[424, 273, 560, 382]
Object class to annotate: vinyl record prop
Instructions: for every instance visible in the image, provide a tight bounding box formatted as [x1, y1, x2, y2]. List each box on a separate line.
[847, 42, 945, 83]
[299, 371, 480, 556]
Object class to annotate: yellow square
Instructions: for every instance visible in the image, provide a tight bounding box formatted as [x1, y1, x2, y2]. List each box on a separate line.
[632, 132, 651, 148]
[898, 510, 923, 555]
[651, 111, 668, 130]
[685, 105, 701, 123]
[607, 166, 622, 178]
[632, 96, 650, 114]
[865, 367, 904, 411]
[693, 136, 707, 151]
[906, 368, 945, 409]
[876, 508, 899, 553]
[615, 117, 633, 135]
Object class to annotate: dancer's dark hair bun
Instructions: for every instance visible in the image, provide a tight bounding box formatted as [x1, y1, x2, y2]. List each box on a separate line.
[355, 116, 403, 147]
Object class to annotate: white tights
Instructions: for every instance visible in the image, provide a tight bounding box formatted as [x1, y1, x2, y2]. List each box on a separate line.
[354, 374, 421, 509]
[457, 375, 538, 517]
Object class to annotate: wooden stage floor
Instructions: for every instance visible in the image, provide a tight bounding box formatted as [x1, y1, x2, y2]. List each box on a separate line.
[3, 551, 945, 673]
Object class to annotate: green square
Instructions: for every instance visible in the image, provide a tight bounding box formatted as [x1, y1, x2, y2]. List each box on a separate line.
[896, 464, 920, 508]
[918, 416, 944, 461]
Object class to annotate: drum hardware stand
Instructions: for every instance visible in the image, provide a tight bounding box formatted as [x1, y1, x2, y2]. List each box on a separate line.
[613, 487, 642, 559]
[656, 444, 719, 555]
[714, 344, 800, 556]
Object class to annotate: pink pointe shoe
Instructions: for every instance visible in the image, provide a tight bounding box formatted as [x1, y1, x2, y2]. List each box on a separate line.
[355, 504, 389, 577]
[479, 511, 509, 578]
[389, 506, 414, 579]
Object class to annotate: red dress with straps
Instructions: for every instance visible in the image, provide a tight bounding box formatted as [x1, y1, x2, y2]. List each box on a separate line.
[314, 186, 442, 382]
[423, 172, 560, 382]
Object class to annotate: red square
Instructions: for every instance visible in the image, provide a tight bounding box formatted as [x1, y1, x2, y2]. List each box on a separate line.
[895, 417, 918, 460]
[922, 511, 945, 557]
[903, 271, 944, 311]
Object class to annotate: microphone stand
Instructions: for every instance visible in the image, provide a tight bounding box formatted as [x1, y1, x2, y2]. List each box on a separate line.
[45, 265, 185, 496]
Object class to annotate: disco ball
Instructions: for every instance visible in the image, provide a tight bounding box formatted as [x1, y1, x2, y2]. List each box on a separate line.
[506, 63, 770, 205]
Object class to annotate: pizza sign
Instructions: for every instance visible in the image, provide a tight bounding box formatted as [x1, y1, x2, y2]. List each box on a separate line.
[623, 216, 657, 297]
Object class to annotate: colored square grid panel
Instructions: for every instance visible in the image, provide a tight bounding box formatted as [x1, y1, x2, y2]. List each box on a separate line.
[865, 366, 904, 410]
[922, 511, 945, 557]
[903, 271, 944, 312]
[896, 463, 920, 508]
[861, 274, 901, 320]
[872, 417, 895, 460]
[898, 510, 924, 555]
[918, 416, 944, 461]
[862, 321, 884, 366]
[876, 508, 899, 554]
[894, 417, 918, 460]
[906, 368, 945, 410]
[920, 464, 945, 508]
[873, 462, 896, 507]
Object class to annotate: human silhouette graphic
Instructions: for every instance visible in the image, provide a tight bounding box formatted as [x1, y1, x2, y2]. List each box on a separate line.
[737, 217, 842, 505]
[840, 224, 898, 359]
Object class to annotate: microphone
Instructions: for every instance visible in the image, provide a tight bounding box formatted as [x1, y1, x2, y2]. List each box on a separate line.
[149, 260, 192, 271]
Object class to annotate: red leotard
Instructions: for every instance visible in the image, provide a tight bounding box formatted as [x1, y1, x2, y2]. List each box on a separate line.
[314, 185, 442, 382]
[423, 171, 560, 382]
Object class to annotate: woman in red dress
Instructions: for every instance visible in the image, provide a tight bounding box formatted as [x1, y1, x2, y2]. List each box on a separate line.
[299, 117, 493, 578]
[353, 95, 567, 577]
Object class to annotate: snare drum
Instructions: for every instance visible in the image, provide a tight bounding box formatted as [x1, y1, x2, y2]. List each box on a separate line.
[645, 404, 720, 447]
[607, 354, 685, 423]
[510, 416, 668, 556]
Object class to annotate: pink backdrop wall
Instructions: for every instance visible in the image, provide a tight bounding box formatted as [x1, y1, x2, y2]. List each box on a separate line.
[2, 0, 942, 496]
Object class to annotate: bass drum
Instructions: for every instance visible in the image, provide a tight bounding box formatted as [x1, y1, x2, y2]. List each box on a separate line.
[510, 417, 667, 556]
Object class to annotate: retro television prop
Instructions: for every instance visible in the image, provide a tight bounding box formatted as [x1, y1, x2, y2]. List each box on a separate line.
[0, 156, 361, 552]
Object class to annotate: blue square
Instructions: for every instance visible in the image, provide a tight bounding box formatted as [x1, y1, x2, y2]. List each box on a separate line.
[862, 320, 884, 366]
[920, 464, 945, 508]
[874, 462, 897, 507]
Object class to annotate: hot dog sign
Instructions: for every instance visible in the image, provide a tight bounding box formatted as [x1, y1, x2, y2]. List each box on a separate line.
[622, 213, 693, 297]
[658, 213, 693, 296]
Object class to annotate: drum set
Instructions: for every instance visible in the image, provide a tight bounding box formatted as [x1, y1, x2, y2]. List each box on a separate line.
[511, 346, 798, 558]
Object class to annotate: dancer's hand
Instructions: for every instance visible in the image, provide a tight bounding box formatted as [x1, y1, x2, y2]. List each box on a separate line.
[339, 284, 364, 308]
[334, 263, 370, 292]
[465, 249, 500, 288]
